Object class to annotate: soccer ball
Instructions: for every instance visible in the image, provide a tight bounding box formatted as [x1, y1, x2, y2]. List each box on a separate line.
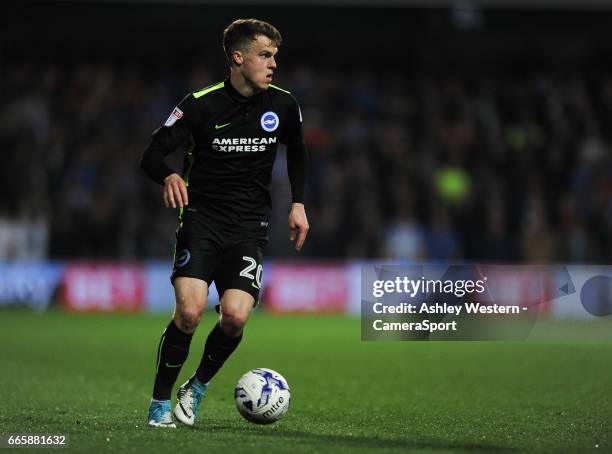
[234, 368, 291, 424]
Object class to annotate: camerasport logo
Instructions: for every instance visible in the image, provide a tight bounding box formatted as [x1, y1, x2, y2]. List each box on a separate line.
[260, 111, 279, 132]
[164, 107, 183, 127]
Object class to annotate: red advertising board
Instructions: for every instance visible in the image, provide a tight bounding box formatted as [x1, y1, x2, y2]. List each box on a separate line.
[263, 264, 349, 313]
[478, 265, 552, 313]
[62, 264, 145, 311]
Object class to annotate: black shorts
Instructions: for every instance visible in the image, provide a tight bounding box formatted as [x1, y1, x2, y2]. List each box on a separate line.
[171, 208, 266, 304]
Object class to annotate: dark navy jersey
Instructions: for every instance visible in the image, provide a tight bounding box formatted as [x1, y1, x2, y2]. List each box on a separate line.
[141, 79, 307, 231]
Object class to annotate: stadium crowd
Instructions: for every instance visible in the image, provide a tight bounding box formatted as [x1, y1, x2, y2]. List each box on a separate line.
[1, 61, 611, 263]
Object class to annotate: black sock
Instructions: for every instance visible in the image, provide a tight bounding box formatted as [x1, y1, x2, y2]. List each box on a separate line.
[196, 322, 243, 384]
[152, 320, 193, 400]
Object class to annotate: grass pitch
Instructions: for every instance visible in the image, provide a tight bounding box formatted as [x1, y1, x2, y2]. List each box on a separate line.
[0, 310, 610, 453]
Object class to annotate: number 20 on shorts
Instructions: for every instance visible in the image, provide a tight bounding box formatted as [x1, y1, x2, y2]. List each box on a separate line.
[240, 256, 263, 289]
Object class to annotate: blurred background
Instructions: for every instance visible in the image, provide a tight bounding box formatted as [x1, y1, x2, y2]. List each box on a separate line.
[2, 6, 610, 450]
[1, 0, 612, 312]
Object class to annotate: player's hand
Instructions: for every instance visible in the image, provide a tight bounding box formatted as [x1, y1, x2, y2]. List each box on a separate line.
[163, 173, 188, 209]
[288, 203, 309, 252]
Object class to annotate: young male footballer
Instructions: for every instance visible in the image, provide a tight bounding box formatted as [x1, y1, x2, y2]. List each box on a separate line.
[140, 18, 309, 427]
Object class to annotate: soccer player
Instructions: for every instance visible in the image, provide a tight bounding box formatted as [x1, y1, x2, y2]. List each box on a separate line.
[140, 18, 308, 428]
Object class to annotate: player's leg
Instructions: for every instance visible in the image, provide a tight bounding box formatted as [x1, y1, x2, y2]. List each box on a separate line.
[175, 290, 255, 426]
[153, 277, 208, 398]
[149, 277, 207, 428]
[175, 243, 261, 426]
[195, 289, 254, 383]
[150, 208, 218, 427]
[194, 243, 262, 385]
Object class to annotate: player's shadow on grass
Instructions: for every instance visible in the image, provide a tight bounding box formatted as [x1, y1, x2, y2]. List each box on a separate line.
[194, 422, 513, 452]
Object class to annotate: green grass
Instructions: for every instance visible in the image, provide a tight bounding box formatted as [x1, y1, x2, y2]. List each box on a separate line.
[0, 310, 610, 453]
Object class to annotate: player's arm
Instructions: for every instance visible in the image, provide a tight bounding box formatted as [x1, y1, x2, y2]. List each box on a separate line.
[282, 97, 309, 252]
[141, 144, 187, 209]
[140, 95, 198, 208]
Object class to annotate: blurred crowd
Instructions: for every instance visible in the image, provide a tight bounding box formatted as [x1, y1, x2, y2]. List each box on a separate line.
[1, 61, 611, 263]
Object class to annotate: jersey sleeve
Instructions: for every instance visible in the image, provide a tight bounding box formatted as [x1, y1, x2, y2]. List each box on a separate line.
[140, 94, 200, 184]
[281, 96, 308, 204]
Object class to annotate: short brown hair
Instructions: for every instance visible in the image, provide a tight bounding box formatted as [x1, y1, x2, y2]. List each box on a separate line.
[223, 19, 282, 64]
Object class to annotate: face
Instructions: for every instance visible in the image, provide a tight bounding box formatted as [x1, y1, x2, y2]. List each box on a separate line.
[234, 35, 278, 92]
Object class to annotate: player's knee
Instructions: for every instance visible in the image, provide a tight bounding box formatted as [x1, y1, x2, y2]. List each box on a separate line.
[223, 310, 249, 328]
[220, 309, 249, 335]
[173, 277, 208, 333]
[174, 306, 203, 333]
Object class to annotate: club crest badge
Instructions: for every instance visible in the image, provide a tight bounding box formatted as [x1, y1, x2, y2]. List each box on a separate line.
[260, 111, 279, 132]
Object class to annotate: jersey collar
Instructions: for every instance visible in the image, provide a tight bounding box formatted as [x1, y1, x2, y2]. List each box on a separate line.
[225, 78, 262, 103]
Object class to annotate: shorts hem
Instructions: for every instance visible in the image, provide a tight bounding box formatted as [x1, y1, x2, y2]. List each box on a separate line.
[170, 272, 210, 287]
